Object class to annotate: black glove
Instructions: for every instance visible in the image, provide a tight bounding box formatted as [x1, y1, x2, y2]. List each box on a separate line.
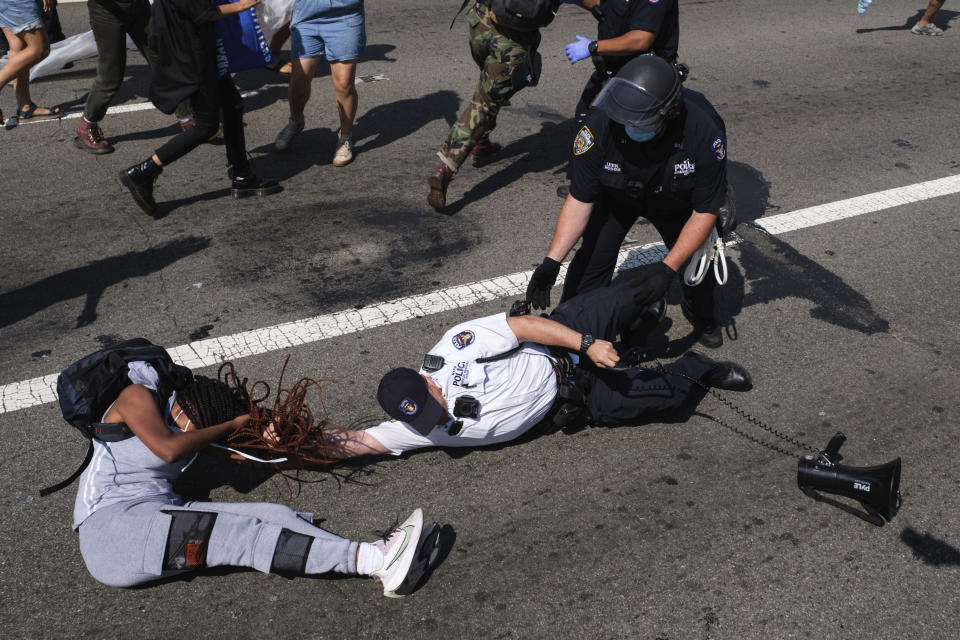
[526, 257, 562, 310]
[630, 261, 677, 307]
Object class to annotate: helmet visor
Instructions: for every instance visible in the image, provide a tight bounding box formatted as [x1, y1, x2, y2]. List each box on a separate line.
[590, 77, 669, 128]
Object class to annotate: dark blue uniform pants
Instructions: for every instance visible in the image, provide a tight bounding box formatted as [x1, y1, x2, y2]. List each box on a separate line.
[559, 199, 717, 323]
[549, 281, 712, 427]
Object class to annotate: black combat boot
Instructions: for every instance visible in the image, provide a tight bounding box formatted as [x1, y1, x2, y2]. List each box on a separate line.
[229, 165, 282, 199]
[119, 159, 163, 215]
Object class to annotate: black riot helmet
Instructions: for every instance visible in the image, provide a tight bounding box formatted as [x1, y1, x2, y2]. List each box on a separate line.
[590, 55, 684, 129]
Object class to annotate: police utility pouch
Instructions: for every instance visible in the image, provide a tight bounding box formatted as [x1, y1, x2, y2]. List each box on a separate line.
[510, 49, 542, 88]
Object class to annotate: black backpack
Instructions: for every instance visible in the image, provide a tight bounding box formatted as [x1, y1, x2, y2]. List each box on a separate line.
[488, 0, 560, 31]
[41, 338, 192, 497]
[451, 0, 560, 31]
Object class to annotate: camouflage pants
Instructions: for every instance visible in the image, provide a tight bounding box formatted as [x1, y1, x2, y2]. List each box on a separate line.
[439, 5, 540, 169]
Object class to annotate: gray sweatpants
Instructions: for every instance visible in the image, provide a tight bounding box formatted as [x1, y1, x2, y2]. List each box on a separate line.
[78, 499, 358, 587]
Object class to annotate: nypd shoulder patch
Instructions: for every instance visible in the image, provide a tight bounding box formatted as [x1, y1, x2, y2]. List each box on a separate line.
[712, 137, 726, 162]
[574, 126, 596, 156]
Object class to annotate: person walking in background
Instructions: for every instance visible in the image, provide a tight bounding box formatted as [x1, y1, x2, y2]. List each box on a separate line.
[273, 0, 365, 167]
[911, 0, 947, 35]
[74, 0, 191, 154]
[119, 0, 281, 215]
[0, 0, 61, 126]
[426, 0, 560, 213]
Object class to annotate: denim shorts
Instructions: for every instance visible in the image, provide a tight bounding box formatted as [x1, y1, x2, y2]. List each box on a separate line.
[0, 0, 43, 34]
[290, 0, 365, 62]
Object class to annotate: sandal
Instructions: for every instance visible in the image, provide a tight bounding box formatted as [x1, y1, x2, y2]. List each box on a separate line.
[265, 57, 292, 75]
[16, 102, 64, 120]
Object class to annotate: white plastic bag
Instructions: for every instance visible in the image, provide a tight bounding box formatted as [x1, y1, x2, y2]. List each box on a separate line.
[0, 31, 140, 82]
[259, 0, 295, 41]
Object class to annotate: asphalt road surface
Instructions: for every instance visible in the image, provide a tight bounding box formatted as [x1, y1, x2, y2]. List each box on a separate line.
[2, 1, 959, 638]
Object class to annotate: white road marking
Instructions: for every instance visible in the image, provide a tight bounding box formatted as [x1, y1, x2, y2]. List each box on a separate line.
[754, 174, 960, 235]
[15, 80, 379, 128]
[16, 100, 161, 127]
[1, 174, 958, 414]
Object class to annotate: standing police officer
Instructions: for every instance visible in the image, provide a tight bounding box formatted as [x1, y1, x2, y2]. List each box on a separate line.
[526, 55, 728, 348]
[427, 0, 561, 212]
[563, 0, 679, 125]
[556, 0, 679, 198]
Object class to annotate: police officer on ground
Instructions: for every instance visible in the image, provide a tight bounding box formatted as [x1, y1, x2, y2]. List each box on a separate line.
[312, 278, 751, 458]
[526, 55, 729, 348]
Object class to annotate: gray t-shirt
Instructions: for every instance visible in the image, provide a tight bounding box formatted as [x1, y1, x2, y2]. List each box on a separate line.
[72, 364, 185, 530]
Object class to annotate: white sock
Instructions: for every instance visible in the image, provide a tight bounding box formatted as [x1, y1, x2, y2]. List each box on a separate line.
[179, 114, 194, 123]
[355, 542, 384, 575]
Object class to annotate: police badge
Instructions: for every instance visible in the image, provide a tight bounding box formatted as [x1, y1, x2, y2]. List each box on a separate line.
[573, 126, 596, 156]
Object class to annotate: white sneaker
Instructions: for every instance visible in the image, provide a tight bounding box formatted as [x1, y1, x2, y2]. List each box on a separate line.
[370, 508, 423, 597]
[910, 22, 944, 36]
[275, 117, 304, 152]
[389, 521, 442, 597]
[332, 133, 353, 166]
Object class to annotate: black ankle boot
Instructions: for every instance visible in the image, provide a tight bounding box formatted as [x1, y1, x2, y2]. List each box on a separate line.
[119, 159, 162, 215]
[229, 166, 282, 199]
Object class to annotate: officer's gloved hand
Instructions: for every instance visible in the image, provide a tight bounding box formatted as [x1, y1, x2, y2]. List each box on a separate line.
[630, 261, 677, 307]
[564, 35, 592, 64]
[526, 257, 562, 310]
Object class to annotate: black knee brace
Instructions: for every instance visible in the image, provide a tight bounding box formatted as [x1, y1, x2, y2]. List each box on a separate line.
[163, 511, 218, 571]
[270, 529, 314, 576]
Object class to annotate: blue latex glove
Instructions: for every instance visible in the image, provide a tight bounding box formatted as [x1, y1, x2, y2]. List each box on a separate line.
[565, 35, 592, 64]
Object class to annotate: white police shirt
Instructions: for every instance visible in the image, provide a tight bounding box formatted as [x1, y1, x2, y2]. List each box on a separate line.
[364, 313, 559, 455]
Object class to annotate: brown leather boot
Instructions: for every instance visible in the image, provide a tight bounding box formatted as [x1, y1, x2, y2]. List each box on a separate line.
[470, 137, 501, 166]
[427, 164, 454, 212]
[74, 118, 114, 154]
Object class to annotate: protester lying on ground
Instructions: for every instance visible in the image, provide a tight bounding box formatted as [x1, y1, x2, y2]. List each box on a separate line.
[71, 360, 435, 595]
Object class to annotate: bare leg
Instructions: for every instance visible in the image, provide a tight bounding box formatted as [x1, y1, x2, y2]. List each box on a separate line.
[12, 71, 32, 109]
[268, 23, 292, 73]
[269, 23, 290, 52]
[0, 28, 49, 94]
[329, 59, 358, 137]
[918, 0, 945, 26]
[288, 56, 320, 120]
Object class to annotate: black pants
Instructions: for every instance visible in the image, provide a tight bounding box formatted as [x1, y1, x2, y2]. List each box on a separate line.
[549, 281, 713, 427]
[560, 199, 717, 322]
[84, 0, 189, 121]
[155, 75, 247, 171]
[574, 71, 605, 126]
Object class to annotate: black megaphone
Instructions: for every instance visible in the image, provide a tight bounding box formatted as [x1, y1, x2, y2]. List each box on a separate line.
[797, 432, 901, 526]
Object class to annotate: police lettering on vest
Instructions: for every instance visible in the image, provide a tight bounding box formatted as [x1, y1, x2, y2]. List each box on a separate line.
[568, 88, 726, 216]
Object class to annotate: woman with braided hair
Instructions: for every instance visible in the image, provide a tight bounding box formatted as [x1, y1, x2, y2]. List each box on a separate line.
[72, 361, 432, 596]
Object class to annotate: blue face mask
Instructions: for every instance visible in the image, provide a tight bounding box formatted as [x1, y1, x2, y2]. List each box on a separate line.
[624, 125, 658, 143]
